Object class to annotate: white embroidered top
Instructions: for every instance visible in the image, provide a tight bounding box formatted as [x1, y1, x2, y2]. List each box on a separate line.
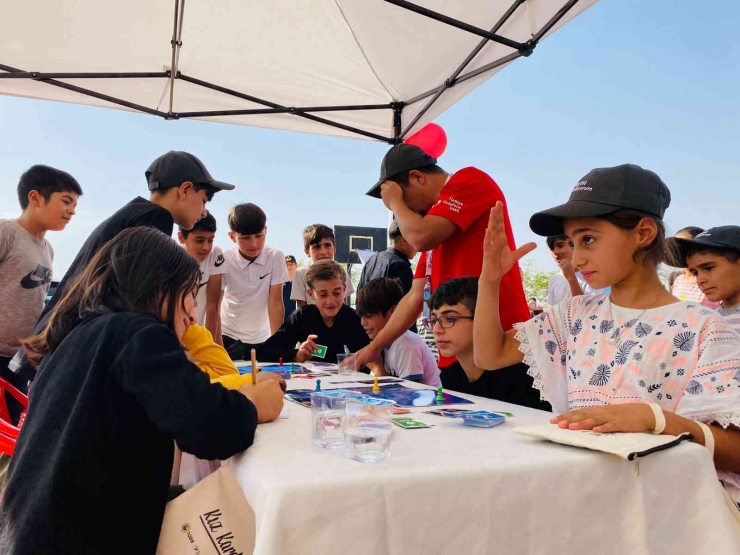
[514, 294, 740, 503]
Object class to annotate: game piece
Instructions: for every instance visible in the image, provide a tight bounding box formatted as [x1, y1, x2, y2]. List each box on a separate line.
[250, 349, 258, 385]
[392, 418, 432, 429]
[436, 386, 445, 403]
[315, 379, 322, 392]
[279, 357, 283, 367]
[290, 363, 295, 374]
[372, 376, 380, 394]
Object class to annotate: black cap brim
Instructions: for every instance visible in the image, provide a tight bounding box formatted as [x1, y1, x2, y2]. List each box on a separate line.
[667, 237, 732, 268]
[529, 200, 622, 236]
[366, 178, 385, 199]
[210, 179, 235, 191]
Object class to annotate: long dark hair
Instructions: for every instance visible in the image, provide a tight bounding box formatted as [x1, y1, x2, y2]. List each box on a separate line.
[23, 227, 200, 368]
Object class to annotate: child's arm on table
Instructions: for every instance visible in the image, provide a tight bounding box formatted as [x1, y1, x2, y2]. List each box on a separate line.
[474, 203, 537, 370]
[552, 405, 740, 475]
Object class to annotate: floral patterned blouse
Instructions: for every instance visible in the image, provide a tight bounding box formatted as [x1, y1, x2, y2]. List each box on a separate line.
[514, 294, 740, 503]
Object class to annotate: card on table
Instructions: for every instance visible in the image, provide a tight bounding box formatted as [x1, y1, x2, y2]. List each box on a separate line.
[312, 345, 328, 359]
[424, 408, 473, 417]
[460, 413, 506, 428]
[392, 418, 432, 429]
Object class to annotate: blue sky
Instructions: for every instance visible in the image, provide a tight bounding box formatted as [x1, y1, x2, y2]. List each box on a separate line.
[1, 0, 738, 278]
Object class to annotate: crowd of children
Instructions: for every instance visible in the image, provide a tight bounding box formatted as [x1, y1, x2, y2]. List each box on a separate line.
[1, 147, 739, 551]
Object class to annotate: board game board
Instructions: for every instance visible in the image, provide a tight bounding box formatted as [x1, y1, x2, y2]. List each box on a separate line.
[236, 364, 311, 375]
[285, 384, 473, 408]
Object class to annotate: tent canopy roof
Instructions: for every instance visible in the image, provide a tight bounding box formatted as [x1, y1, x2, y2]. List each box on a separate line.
[1, 0, 597, 142]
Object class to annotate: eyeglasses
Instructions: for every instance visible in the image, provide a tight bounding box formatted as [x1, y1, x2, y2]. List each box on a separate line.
[422, 315, 474, 330]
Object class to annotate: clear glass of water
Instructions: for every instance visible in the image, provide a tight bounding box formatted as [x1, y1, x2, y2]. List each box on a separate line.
[343, 397, 394, 463]
[311, 393, 346, 449]
[336, 353, 355, 376]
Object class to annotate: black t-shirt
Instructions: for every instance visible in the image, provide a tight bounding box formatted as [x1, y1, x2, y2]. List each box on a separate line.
[283, 280, 295, 322]
[357, 248, 413, 294]
[16, 197, 174, 380]
[0, 312, 257, 554]
[440, 361, 551, 411]
[257, 304, 370, 364]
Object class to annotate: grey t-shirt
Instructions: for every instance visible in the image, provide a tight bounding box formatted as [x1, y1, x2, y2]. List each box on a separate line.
[0, 220, 54, 357]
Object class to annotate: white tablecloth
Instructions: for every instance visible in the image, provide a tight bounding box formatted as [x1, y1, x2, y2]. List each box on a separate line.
[228, 373, 740, 555]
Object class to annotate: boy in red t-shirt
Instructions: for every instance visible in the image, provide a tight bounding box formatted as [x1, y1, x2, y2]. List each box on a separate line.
[355, 144, 529, 368]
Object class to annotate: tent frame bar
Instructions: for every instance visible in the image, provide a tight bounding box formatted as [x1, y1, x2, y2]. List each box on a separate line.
[398, 0, 528, 138]
[0, 0, 581, 143]
[383, 0, 525, 52]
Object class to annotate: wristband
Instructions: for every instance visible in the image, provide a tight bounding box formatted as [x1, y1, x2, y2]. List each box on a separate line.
[647, 403, 666, 434]
[696, 421, 715, 457]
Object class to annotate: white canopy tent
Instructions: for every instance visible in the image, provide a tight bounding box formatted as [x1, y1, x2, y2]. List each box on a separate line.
[1, 0, 597, 143]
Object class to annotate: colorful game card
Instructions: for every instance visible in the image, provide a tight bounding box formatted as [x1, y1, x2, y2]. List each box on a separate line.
[392, 418, 432, 429]
[424, 408, 473, 417]
[312, 345, 328, 359]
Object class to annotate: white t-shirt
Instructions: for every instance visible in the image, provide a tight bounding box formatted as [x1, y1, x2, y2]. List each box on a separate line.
[384, 331, 441, 386]
[194, 246, 226, 325]
[547, 271, 607, 306]
[221, 246, 290, 343]
[290, 264, 355, 304]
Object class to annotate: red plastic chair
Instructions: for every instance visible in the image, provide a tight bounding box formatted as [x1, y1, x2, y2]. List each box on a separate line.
[0, 377, 29, 456]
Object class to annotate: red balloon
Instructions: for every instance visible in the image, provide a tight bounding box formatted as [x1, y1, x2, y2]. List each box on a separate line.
[405, 123, 447, 158]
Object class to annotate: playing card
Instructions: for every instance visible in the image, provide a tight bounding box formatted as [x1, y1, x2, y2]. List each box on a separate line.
[461, 413, 506, 428]
[424, 408, 472, 417]
[312, 344, 328, 359]
[392, 418, 432, 429]
[392, 406, 410, 415]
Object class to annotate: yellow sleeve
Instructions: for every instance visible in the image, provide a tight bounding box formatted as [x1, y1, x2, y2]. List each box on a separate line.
[180, 324, 240, 379]
[211, 373, 253, 390]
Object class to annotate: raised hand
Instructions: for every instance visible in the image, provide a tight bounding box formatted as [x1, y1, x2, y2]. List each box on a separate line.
[557, 257, 578, 281]
[481, 202, 537, 282]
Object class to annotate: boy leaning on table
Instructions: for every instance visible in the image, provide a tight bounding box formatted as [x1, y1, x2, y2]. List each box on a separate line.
[256, 260, 369, 364]
[356, 277, 440, 386]
[429, 277, 550, 410]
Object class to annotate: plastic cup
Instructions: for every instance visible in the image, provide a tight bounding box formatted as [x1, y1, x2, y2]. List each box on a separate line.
[336, 353, 355, 376]
[343, 396, 394, 463]
[310, 390, 363, 449]
[311, 393, 345, 449]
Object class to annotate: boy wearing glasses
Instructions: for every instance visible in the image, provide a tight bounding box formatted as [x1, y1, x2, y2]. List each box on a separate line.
[356, 278, 440, 386]
[430, 277, 549, 409]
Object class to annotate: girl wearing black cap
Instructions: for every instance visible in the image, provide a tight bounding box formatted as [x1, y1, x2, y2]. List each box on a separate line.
[473, 164, 740, 509]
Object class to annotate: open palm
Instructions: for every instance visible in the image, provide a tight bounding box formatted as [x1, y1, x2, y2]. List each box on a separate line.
[482, 201, 537, 281]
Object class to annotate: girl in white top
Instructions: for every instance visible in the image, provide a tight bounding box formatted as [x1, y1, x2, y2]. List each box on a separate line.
[474, 164, 740, 505]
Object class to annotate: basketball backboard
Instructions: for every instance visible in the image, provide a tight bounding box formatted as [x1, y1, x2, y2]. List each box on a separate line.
[334, 225, 387, 263]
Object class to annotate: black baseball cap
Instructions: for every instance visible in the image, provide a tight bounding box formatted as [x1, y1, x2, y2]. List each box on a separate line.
[285, 255, 297, 264]
[145, 151, 235, 192]
[529, 164, 671, 237]
[669, 226, 740, 267]
[366, 144, 437, 198]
